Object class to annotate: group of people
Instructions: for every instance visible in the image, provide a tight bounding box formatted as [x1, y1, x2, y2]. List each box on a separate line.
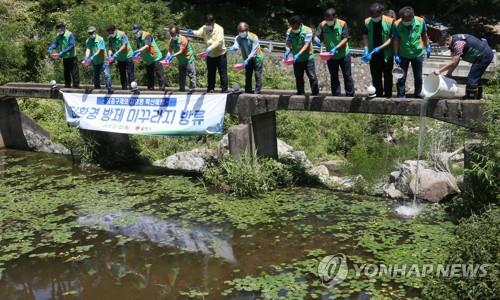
[48, 4, 494, 99]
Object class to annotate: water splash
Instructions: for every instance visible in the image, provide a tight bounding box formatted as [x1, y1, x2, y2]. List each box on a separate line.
[396, 97, 428, 217]
[413, 97, 429, 205]
[395, 203, 423, 217]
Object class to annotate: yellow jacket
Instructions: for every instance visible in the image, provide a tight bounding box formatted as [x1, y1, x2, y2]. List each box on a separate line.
[193, 23, 226, 57]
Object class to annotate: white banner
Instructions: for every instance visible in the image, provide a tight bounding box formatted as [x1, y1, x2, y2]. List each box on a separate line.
[62, 92, 227, 136]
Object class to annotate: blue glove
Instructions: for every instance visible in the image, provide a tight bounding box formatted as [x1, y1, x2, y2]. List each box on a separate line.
[228, 46, 238, 52]
[426, 44, 432, 58]
[186, 29, 194, 35]
[394, 55, 401, 65]
[47, 47, 54, 54]
[284, 48, 291, 59]
[90, 55, 96, 62]
[372, 47, 382, 54]
[58, 51, 64, 57]
[204, 48, 211, 55]
[112, 52, 119, 59]
[363, 47, 369, 56]
[330, 47, 338, 55]
[164, 54, 173, 62]
[313, 38, 321, 47]
[293, 53, 300, 62]
[133, 50, 141, 57]
[243, 59, 249, 68]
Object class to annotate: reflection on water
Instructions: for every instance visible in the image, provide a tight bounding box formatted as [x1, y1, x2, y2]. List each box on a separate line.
[78, 212, 237, 263]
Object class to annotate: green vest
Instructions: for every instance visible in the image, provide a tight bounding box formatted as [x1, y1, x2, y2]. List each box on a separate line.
[109, 30, 133, 62]
[86, 34, 106, 65]
[136, 31, 162, 65]
[56, 30, 77, 59]
[170, 35, 194, 64]
[236, 32, 264, 64]
[364, 16, 394, 62]
[287, 25, 315, 62]
[395, 16, 426, 59]
[318, 19, 350, 59]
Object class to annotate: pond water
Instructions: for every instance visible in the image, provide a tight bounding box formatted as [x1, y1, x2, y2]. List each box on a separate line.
[0, 150, 456, 299]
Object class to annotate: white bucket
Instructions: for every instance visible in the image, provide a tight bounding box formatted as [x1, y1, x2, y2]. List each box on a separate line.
[423, 74, 458, 99]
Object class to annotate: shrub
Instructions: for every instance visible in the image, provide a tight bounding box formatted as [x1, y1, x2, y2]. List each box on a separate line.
[422, 207, 500, 300]
[202, 153, 294, 197]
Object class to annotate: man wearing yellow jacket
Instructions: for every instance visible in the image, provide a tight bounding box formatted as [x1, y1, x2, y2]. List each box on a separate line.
[187, 14, 228, 93]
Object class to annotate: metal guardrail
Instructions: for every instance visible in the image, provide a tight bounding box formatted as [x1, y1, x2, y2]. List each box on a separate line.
[178, 30, 498, 67]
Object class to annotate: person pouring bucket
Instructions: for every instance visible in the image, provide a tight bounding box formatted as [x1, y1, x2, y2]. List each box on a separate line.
[84, 26, 112, 92]
[47, 22, 80, 88]
[434, 32, 494, 99]
[106, 25, 135, 90]
[227, 22, 264, 94]
[132, 24, 165, 91]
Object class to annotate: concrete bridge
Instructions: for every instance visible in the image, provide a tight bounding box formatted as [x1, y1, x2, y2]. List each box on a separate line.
[0, 82, 486, 158]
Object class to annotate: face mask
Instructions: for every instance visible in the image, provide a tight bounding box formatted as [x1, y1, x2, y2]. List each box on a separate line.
[171, 35, 178, 40]
[90, 33, 96, 39]
[57, 30, 64, 35]
[135, 31, 141, 38]
[205, 25, 213, 31]
[326, 20, 335, 26]
[109, 32, 116, 38]
[372, 16, 381, 22]
[239, 31, 248, 38]
[403, 20, 414, 26]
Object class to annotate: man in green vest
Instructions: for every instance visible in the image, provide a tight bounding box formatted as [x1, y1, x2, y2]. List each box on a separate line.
[228, 22, 264, 94]
[84, 26, 112, 91]
[106, 25, 135, 90]
[132, 24, 165, 91]
[434, 32, 494, 99]
[362, 3, 394, 98]
[164, 26, 196, 92]
[314, 8, 354, 96]
[47, 22, 80, 88]
[285, 15, 319, 96]
[393, 6, 431, 98]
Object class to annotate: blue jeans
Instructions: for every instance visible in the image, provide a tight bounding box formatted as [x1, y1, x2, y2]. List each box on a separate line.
[93, 63, 112, 89]
[467, 50, 494, 88]
[397, 56, 423, 98]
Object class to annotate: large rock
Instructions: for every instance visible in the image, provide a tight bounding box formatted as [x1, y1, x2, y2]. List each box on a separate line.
[384, 160, 460, 202]
[153, 148, 216, 172]
[21, 113, 70, 155]
[277, 138, 312, 169]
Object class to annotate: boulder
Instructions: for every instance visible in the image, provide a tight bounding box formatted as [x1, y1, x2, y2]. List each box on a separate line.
[309, 165, 330, 177]
[320, 160, 345, 176]
[385, 160, 460, 202]
[153, 148, 216, 172]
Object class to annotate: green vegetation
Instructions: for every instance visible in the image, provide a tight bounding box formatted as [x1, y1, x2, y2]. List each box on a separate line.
[422, 207, 500, 299]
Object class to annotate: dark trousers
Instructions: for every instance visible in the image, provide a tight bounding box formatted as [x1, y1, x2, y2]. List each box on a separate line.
[244, 59, 263, 94]
[92, 63, 111, 89]
[146, 61, 165, 90]
[207, 54, 228, 92]
[117, 60, 135, 90]
[63, 57, 80, 88]
[467, 50, 494, 88]
[397, 56, 423, 98]
[293, 59, 319, 95]
[370, 54, 393, 97]
[327, 54, 355, 96]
